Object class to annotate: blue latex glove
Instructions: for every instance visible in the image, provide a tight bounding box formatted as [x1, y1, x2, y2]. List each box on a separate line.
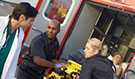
[55, 63, 63, 68]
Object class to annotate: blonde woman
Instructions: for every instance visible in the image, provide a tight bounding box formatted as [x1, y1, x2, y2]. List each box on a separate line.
[80, 38, 114, 79]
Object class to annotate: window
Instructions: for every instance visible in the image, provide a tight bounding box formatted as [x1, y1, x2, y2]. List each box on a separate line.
[44, 0, 72, 23]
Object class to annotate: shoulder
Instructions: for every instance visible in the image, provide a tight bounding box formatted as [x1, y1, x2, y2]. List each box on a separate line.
[85, 57, 98, 67]
[34, 32, 47, 41]
[89, 55, 114, 71]
[88, 55, 113, 67]
[31, 33, 46, 45]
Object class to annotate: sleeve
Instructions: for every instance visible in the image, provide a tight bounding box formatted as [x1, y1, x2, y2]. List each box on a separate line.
[80, 60, 93, 79]
[29, 37, 46, 59]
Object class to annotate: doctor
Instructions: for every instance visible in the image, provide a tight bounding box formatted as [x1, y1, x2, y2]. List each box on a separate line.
[0, 2, 38, 79]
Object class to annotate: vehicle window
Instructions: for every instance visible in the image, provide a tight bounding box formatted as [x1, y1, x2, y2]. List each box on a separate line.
[44, 0, 72, 23]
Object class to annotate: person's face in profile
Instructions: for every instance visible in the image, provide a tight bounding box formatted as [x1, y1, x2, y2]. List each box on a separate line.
[84, 43, 97, 58]
[21, 17, 35, 30]
[18, 15, 35, 31]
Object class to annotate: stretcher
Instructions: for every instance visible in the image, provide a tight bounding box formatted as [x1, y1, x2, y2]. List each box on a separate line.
[45, 60, 81, 79]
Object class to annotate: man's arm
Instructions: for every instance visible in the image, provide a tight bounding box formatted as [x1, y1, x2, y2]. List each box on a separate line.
[33, 56, 55, 68]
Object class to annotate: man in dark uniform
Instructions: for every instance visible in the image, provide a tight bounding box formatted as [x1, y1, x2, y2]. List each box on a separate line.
[16, 19, 61, 79]
[80, 38, 114, 79]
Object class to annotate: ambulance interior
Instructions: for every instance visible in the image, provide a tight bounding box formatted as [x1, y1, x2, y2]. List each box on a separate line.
[61, 0, 135, 62]
[60, 0, 135, 77]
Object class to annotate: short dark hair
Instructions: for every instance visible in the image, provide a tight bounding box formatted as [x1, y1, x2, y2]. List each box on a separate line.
[11, 2, 38, 20]
[112, 52, 123, 59]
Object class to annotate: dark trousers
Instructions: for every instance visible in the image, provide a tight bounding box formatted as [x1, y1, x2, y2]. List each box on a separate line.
[15, 65, 43, 79]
